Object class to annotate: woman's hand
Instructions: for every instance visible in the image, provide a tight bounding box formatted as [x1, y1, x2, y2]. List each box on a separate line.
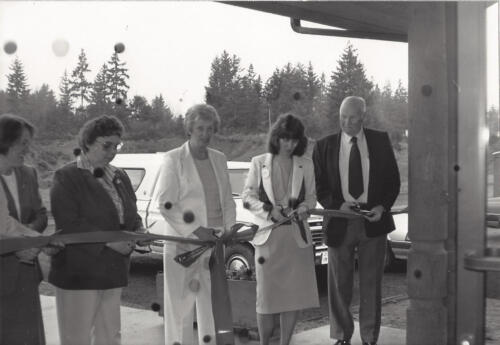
[193, 226, 220, 242]
[106, 241, 135, 255]
[42, 239, 65, 256]
[269, 206, 287, 223]
[296, 205, 309, 221]
[15, 247, 41, 264]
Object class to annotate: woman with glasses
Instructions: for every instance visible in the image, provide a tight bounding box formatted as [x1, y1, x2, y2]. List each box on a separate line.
[49, 115, 144, 345]
[242, 113, 319, 345]
[0, 113, 49, 345]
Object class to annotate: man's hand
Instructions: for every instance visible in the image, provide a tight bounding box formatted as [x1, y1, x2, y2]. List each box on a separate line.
[340, 201, 358, 213]
[193, 227, 220, 242]
[106, 241, 135, 255]
[15, 247, 41, 263]
[365, 205, 385, 222]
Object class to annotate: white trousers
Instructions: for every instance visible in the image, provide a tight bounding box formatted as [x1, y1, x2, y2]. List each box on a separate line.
[163, 247, 216, 345]
[55, 287, 122, 345]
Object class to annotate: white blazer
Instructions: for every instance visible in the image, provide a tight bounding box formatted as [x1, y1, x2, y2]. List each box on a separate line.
[242, 153, 317, 247]
[156, 142, 236, 247]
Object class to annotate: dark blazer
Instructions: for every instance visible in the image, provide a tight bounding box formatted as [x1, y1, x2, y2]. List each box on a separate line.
[312, 128, 400, 247]
[0, 166, 47, 296]
[49, 162, 143, 290]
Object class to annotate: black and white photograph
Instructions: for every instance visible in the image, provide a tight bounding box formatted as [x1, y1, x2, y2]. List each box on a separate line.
[0, 1, 499, 345]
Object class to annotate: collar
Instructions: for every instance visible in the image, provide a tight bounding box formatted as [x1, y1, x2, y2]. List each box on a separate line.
[341, 128, 365, 145]
[77, 154, 117, 178]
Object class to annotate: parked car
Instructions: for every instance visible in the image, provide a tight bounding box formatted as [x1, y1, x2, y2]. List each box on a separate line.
[111, 153, 328, 273]
[487, 197, 500, 228]
[385, 197, 500, 267]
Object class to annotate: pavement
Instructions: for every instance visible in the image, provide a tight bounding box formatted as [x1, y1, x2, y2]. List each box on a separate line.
[41, 295, 406, 345]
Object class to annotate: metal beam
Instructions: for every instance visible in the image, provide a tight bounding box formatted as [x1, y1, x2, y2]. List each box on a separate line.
[290, 18, 407, 42]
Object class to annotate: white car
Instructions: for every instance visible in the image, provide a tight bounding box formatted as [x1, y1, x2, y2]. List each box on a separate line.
[111, 153, 328, 272]
[385, 197, 500, 267]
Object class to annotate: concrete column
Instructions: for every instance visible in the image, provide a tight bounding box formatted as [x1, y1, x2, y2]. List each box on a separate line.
[494, 152, 500, 197]
[455, 3, 488, 344]
[407, 3, 457, 345]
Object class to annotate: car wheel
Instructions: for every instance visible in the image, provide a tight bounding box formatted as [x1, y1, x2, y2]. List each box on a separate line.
[225, 243, 255, 273]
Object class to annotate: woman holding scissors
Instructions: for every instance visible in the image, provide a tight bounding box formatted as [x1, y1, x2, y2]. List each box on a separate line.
[242, 113, 319, 345]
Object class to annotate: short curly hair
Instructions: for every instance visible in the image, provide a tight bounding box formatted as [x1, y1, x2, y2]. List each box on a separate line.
[0, 113, 34, 155]
[78, 115, 124, 153]
[267, 113, 307, 156]
[184, 104, 220, 136]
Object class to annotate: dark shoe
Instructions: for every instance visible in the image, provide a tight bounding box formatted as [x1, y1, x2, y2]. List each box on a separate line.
[334, 341, 351, 345]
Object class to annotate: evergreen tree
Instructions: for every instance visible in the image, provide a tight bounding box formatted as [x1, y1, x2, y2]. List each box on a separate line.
[205, 51, 243, 131]
[128, 95, 151, 120]
[58, 69, 73, 110]
[327, 42, 374, 131]
[6, 57, 30, 114]
[151, 94, 174, 125]
[105, 52, 130, 103]
[0, 90, 7, 114]
[88, 64, 112, 117]
[69, 49, 92, 109]
[29, 84, 58, 136]
[235, 64, 264, 132]
[263, 62, 317, 126]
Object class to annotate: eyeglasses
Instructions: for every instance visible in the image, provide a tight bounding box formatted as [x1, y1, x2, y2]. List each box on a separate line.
[95, 139, 123, 152]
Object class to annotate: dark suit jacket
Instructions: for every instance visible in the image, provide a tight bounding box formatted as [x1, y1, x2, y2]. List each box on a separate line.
[0, 166, 48, 296]
[312, 128, 401, 247]
[49, 162, 143, 290]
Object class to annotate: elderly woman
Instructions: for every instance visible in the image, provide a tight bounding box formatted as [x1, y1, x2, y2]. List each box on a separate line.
[0, 113, 48, 345]
[242, 113, 319, 345]
[157, 103, 236, 345]
[49, 115, 143, 345]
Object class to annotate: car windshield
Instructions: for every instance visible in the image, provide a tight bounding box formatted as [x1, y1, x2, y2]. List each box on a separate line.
[228, 169, 249, 196]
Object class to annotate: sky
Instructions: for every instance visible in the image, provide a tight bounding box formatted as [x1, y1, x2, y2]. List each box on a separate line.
[0, 1, 498, 115]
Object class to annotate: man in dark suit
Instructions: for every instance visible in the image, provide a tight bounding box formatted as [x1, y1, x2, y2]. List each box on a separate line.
[312, 96, 400, 345]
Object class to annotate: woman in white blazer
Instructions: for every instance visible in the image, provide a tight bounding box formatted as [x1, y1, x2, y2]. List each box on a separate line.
[156, 104, 236, 345]
[242, 113, 319, 345]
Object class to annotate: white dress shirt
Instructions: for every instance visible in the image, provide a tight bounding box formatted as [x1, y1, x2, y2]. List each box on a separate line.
[0, 182, 36, 238]
[1, 172, 20, 217]
[339, 129, 370, 203]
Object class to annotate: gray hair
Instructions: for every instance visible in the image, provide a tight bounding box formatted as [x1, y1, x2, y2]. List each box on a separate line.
[339, 96, 366, 115]
[184, 104, 220, 135]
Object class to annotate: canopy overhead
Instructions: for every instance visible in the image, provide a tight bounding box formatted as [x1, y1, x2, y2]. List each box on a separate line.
[228, 1, 411, 42]
[228, 1, 495, 42]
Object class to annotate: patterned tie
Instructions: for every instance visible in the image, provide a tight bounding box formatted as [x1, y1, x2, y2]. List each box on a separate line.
[349, 136, 363, 199]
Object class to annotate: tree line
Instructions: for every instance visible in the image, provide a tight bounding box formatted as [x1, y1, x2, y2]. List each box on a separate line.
[205, 44, 410, 145]
[0, 49, 180, 139]
[2, 42, 497, 148]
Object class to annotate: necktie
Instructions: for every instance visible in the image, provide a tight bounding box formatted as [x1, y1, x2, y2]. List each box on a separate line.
[349, 136, 363, 199]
